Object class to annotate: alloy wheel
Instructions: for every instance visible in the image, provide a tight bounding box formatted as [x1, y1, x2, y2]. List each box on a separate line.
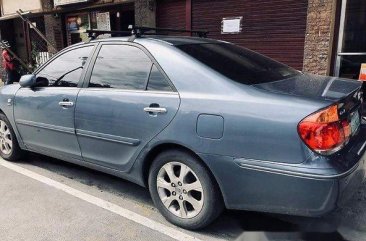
[156, 162, 204, 219]
[0, 120, 12, 155]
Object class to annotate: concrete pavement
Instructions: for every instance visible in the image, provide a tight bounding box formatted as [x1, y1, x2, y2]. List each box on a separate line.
[0, 153, 366, 241]
[0, 165, 175, 241]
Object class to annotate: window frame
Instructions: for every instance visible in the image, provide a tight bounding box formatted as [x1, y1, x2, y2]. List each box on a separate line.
[83, 41, 177, 93]
[33, 43, 97, 89]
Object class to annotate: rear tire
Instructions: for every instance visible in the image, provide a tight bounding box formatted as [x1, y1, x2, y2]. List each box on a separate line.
[0, 113, 24, 161]
[148, 149, 224, 230]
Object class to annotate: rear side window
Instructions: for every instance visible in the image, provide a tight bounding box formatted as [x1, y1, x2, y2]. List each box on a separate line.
[177, 43, 300, 85]
[89, 45, 152, 90]
[147, 65, 173, 92]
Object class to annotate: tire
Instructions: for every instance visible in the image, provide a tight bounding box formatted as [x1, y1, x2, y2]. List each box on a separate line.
[0, 113, 24, 161]
[148, 149, 224, 230]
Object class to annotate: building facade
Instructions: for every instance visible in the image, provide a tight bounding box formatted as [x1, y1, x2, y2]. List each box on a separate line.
[0, 0, 365, 81]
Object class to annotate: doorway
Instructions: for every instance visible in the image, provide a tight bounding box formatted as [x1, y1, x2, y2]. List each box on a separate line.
[65, 6, 135, 46]
[335, 0, 366, 79]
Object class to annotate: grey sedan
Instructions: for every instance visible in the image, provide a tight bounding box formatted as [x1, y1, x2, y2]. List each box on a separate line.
[0, 35, 365, 229]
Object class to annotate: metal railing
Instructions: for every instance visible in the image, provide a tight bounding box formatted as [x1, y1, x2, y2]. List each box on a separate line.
[35, 52, 52, 68]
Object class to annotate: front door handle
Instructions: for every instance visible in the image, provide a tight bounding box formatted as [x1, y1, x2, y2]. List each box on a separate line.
[143, 107, 167, 114]
[59, 101, 74, 108]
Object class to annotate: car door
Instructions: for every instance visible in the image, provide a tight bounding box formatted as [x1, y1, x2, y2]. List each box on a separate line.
[75, 43, 180, 171]
[14, 45, 95, 160]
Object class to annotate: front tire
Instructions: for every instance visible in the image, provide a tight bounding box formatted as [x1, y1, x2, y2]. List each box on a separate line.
[0, 113, 24, 161]
[148, 149, 223, 230]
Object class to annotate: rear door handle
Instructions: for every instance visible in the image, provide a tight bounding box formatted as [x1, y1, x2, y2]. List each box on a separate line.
[59, 101, 74, 108]
[143, 107, 167, 114]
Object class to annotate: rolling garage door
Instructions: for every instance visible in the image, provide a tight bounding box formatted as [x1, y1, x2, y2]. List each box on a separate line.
[192, 0, 308, 70]
[157, 0, 308, 70]
[157, 0, 186, 29]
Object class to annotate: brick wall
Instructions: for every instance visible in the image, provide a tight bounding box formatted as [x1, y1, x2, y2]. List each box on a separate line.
[303, 0, 337, 75]
[44, 15, 64, 53]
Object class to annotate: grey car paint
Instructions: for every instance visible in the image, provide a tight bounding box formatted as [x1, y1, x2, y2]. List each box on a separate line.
[75, 88, 180, 171]
[14, 87, 81, 160]
[1, 36, 365, 217]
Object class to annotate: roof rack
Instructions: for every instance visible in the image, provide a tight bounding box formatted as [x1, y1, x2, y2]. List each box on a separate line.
[128, 26, 209, 38]
[86, 30, 132, 40]
[85, 26, 209, 42]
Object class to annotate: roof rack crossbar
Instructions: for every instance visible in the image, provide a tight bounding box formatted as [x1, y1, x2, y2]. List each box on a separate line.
[86, 29, 132, 40]
[129, 26, 209, 38]
[84, 26, 209, 42]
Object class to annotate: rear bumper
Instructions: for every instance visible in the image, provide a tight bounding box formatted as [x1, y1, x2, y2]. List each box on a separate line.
[198, 150, 366, 217]
[338, 157, 366, 206]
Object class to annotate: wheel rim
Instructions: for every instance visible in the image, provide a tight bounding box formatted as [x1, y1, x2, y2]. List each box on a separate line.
[0, 120, 12, 155]
[156, 162, 204, 219]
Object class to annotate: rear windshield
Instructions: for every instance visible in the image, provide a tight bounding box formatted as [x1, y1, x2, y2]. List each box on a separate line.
[177, 43, 301, 85]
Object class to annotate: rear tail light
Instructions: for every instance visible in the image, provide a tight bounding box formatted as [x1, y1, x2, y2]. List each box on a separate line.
[298, 104, 350, 155]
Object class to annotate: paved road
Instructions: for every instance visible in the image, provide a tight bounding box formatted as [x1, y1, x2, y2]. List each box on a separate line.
[0, 153, 366, 241]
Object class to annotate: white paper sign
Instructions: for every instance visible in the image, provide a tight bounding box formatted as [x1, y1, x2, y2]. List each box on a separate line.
[54, 0, 89, 6]
[96, 12, 111, 38]
[222, 17, 242, 34]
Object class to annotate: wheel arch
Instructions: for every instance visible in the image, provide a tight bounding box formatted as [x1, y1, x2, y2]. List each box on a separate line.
[0, 105, 26, 150]
[141, 142, 225, 204]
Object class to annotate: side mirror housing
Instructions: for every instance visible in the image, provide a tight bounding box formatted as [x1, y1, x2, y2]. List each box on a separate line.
[19, 74, 36, 88]
[19, 75, 49, 88]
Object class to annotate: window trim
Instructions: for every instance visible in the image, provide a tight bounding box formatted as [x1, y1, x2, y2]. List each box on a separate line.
[76, 87, 179, 96]
[145, 64, 154, 90]
[83, 41, 177, 92]
[34, 43, 97, 89]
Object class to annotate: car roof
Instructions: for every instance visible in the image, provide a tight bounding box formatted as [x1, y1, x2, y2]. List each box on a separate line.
[139, 35, 224, 45]
[72, 35, 225, 48]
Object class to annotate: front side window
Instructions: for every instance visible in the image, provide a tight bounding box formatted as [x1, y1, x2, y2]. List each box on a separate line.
[37, 46, 93, 87]
[89, 45, 152, 90]
[177, 43, 300, 85]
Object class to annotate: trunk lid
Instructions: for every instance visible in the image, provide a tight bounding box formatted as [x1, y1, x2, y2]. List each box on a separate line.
[253, 73, 362, 101]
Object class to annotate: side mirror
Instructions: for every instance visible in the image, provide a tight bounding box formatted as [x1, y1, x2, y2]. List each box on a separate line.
[19, 75, 49, 88]
[19, 74, 36, 88]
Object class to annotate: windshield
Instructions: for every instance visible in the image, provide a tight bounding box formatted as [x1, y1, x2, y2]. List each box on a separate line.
[177, 43, 301, 85]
